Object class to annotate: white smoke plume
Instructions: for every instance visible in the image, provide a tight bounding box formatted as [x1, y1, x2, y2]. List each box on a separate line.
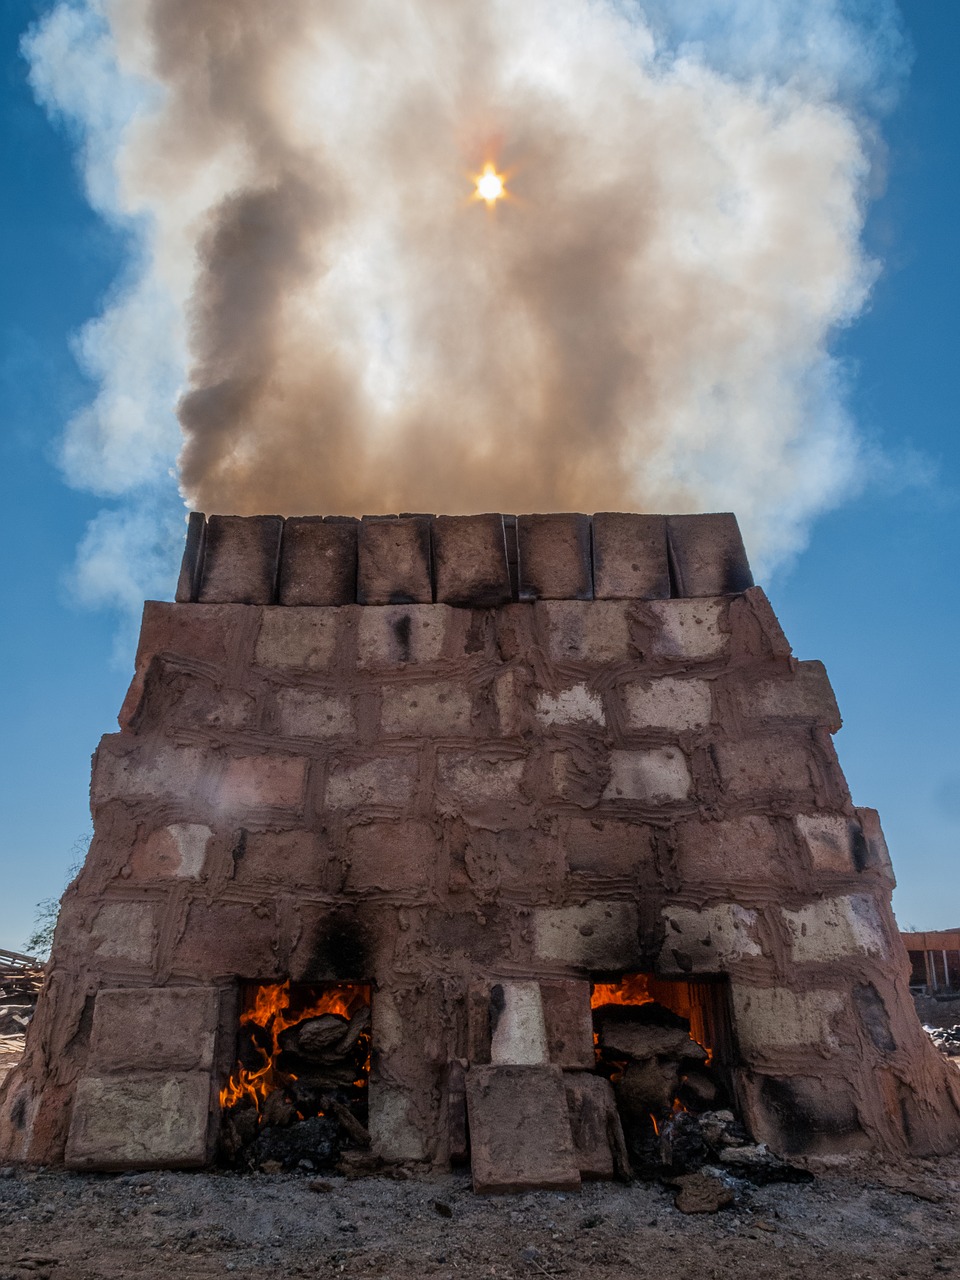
[25, 0, 909, 600]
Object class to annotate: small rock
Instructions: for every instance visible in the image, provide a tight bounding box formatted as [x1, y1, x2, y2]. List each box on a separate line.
[433, 1201, 453, 1218]
[671, 1172, 735, 1214]
[308, 1179, 334, 1194]
[260, 1159, 283, 1175]
[0, 1167, 16, 1179]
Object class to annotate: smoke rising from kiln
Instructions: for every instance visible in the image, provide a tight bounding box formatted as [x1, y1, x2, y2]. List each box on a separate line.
[26, 0, 909, 599]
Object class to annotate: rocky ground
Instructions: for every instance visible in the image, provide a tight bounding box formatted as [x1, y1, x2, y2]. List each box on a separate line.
[3, 1155, 960, 1280]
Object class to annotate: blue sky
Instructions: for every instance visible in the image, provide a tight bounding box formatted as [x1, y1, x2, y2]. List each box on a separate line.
[0, 0, 957, 945]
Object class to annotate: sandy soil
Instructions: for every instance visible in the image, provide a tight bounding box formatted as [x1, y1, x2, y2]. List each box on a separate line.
[2, 1156, 960, 1280]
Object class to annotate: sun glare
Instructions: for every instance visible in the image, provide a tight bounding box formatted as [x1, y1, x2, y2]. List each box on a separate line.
[474, 163, 506, 205]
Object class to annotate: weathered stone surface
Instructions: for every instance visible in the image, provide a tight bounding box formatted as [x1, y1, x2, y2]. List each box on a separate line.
[175, 511, 206, 603]
[560, 817, 654, 880]
[381, 681, 473, 736]
[621, 676, 712, 732]
[599, 1021, 692, 1061]
[592, 512, 670, 601]
[433, 514, 512, 607]
[714, 735, 815, 800]
[65, 1072, 212, 1170]
[220, 754, 307, 811]
[782, 895, 886, 964]
[535, 684, 605, 727]
[537, 600, 633, 664]
[356, 605, 452, 667]
[737, 661, 841, 732]
[174, 901, 281, 979]
[647, 599, 728, 661]
[540, 980, 595, 1069]
[603, 748, 692, 803]
[278, 516, 357, 606]
[533, 901, 641, 968]
[369, 1083, 428, 1162]
[675, 815, 781, 883]
[489, 981, 549, 1065]
[92, 739, 210, 809]
[854, 807, 895, 880]
[518, 514, 593, 601]
[277, 688, 355, 739]
[357, 517, 432, 605]
[255, 608, 339, 670]
[659, 903, 763, 973]
[197, 515, 283, 605]
[129, 823, 213, 880]
[666, 513, 753, 597]
[435, 751, 525, 809]
[87, 987, 218, 1073]
[466, 1064, 580, 1193]
[233, 828, 331, 888]
[325, 755, 418, 809]
[344, 820, 433, 893]
[89, 903, 156, 966]
[794, 813, 855, 873]
[731, 986, 845, 1055]
[564, 1073, 619, 1179]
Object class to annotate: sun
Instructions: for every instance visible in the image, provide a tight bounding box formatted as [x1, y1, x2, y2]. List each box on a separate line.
[474, 163, 506, 205]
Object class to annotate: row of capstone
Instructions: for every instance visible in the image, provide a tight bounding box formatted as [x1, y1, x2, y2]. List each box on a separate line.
[175, 511, 754, 607]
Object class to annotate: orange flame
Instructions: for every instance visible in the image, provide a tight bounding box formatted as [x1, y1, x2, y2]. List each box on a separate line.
[219, 981, 370, 1113]
[591, 974, 655, 1010]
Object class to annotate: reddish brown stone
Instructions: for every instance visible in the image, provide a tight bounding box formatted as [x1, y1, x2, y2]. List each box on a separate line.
[175, 511, 207, 603]
[465, 1064, 580, 1193]
[735, 661, 841, 732]
[197, 515, 283, 605]
[344, 820, 434, 893]
[173, 901, 283, 980]
[433, 514, 512, 607]
[592, 513, 670, 600]
[219, 754, 308, 812]
[714, 734, 817, 801]
[666, 513, 753, 597]
[560, 817, 654, 880]
[357, 517, 433, 605]
[278, 516, 358, 606]
[87, 987, 219, 1073]
[564, 1072, 621, 1178]
[517, 514, 593, 601]
[540, 980, 595, 1069]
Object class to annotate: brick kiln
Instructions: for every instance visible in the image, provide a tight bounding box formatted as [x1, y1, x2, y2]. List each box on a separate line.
[2, 511, 959, 1188]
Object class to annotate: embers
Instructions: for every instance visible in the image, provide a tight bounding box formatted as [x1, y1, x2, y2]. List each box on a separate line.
[591, 974, 732, 1176]
[219, 980, 371, 1172]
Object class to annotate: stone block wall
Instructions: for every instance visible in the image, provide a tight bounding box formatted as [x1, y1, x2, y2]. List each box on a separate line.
[2, 511, 958, 1170]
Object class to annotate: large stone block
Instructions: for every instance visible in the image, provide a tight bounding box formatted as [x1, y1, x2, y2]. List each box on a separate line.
[65, 1072, 212, 1170]
[675, 815, 781, 883]
[592, 512, 669, 601]
[220, 754, 307, 811]
[344, 819, 434, 892]
[368, 1083, 429, 1163]
[747, 1073, 867, 1157]
[714, 734, 815, 800]
[666, 513, 753, 597]
[730, 985, 845, 1056]
[380, 681, 474, 736]
[782, 894, 887, 964]
[89, 902, 157, 966]
[647, 599, 728, 661]
[255, 607, 339, 670]
[533, 901, 641, 968]
[233, 828, 334, 889]
[87, 987, 219, 1073]
[325, 755, 419, 809]
[794, 813, 858, 874]
[197, 515, 283, 605]
[277, 516, 357, 606]
[129, 823, 213, 880]
[174, 901, 281, 979]
[537, 600, 635, 664]
[517, 514, 593, 601]
[737, 661, 841, 732]
[535, 684, 605, 727]
[357, 516, 433, 605]
[621, 676, 712, 732]
[465, 1064, 581, 1193]
[436, 751, 525, 809]
[603, 748, 692, 803]
[659, 903, 762, 974]
[564, 1072, 621, 1179]
[277, 688, 356, 739]
[854, 807, 895, 880]
[560, 816, 655, 880]
[489, 981, 549, 1065]
[356, 604, 453, 667]
[92, 739, 211, 809]
[540, 979, 595, 1069]
[175, 511, 206, 603]
[433, 514, 512, 607]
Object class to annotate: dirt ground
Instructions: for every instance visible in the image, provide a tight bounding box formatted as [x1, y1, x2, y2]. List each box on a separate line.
[2, 1155, 960, 1280]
